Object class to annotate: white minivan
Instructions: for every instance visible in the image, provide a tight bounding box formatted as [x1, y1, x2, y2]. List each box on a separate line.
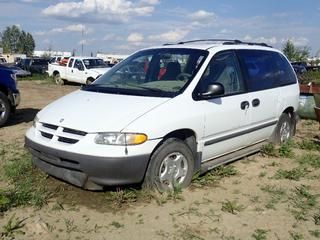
[25, 40, 299, 191]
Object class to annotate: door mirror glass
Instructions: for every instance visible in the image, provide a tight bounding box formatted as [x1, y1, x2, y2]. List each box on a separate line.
[200, 83, 225, 99]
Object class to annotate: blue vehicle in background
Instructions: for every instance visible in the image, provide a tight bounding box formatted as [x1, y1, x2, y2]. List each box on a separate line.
[0, 65, 20, 126]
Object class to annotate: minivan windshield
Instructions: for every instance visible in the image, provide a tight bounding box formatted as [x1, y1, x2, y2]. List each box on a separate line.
[82, 48, 208, 97]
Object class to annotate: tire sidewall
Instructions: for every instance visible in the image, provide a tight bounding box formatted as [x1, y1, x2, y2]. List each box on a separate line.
[54, 73, 64, 85]
[0, 92, 11, 127]
[144, 138, 194, 192]
[274, 113, 293, 144]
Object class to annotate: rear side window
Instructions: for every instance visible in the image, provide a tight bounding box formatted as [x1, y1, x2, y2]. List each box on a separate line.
[237, 50, 277, 92]
[272, 52, 297, 86]
[68, 58, 74, 68]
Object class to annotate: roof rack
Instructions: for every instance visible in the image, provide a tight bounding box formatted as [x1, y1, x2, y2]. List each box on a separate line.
[163, 39, 272, 48]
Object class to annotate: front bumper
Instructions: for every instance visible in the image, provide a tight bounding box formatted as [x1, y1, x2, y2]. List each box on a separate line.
[25, 136, 151, 190]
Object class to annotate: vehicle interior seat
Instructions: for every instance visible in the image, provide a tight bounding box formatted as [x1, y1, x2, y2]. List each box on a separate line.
[160, 61, 181, 80]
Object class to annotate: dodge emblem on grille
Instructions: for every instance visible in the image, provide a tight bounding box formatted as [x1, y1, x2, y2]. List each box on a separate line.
[59, 118, 64, 123]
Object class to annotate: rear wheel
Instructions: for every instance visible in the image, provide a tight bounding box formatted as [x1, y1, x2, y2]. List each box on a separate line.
[86, 78, 94, 85]
[143, 138, 194, 192]
[272, 113, 294, 144]
[0, 92, 11, 127]
[54, 73, 64, 85]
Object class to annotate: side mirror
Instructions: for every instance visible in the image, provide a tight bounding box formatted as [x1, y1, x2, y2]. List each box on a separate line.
[199, 83, 225, 99]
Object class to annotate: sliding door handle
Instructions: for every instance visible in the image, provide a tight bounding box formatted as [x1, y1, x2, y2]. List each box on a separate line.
[252, 98, 260, 107]
[240, 101, 250, 110]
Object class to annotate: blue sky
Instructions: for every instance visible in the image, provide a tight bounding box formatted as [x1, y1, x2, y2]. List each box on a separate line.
[0, 0, 319, 56]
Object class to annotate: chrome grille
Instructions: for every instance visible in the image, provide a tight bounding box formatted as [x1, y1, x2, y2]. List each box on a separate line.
[38, 122, 87, 144]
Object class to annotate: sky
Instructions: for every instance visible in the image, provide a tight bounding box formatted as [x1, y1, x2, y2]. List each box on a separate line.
[0, 0, 319, 56]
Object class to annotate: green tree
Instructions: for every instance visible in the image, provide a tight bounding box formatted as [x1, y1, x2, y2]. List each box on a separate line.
[1, 25, 35, 56]
[282, 40, 310, 62]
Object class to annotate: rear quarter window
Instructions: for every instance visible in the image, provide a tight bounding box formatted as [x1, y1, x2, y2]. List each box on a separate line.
[272, 52, 297, 86]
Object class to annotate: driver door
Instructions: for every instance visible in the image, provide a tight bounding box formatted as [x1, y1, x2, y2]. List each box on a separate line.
[70, 59, 86, 83]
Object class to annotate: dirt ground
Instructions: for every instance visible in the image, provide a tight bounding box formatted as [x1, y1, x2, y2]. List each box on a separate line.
[0, 81, 320, 240]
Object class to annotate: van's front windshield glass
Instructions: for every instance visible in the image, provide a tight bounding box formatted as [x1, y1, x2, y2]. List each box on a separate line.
[82, 48, 208, 97]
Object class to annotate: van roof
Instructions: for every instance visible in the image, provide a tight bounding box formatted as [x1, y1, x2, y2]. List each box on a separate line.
[145, 39, 278, 52]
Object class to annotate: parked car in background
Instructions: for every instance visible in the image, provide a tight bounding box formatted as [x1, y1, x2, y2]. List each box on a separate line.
[9, 66, 32, 77]
[26, 39, 299, 191]
[0, 65, 20, 126]
[17, 58, 49, 74]
[49, 56, 62, 64]
[0, 57, 7, 64]
[47, 57, 110, 85]
[291, 64, 307, 75]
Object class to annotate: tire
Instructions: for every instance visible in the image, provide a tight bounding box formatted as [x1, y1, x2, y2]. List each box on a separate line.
[0, 92, 11, 127]
[86, 78, 94, 85]
[143, 138, 195, 192]
[54, 73, 64, 85]
[272, 113, 294, 144]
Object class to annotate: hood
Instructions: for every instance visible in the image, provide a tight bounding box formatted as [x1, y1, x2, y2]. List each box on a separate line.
[90, 68, 110, 75]
[37, 90, 170, 133]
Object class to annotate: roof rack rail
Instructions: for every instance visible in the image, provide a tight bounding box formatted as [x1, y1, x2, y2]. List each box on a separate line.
[163, 39, 272, 48]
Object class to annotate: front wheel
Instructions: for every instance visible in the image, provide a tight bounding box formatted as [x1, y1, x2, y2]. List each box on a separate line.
[143, 138, 194, 192]
[0, 92, 11, 127]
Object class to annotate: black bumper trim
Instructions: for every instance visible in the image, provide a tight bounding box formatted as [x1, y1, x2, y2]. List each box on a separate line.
[25, 137, 151, 189]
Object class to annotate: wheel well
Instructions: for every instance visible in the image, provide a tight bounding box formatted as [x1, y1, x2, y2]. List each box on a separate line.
[283, 106, 294, 118]
[0, 85, 8, 96]
[163, 129, 197, 157]
[53, 71, 60, 76]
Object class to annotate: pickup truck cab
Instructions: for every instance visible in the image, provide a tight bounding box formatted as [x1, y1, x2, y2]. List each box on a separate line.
[48, 57, 110, 85]
[0, 65, 20, 126]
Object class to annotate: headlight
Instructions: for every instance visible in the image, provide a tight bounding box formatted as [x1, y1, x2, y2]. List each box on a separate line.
[33, 116, 39, 128]
[94, 132, 147, 145]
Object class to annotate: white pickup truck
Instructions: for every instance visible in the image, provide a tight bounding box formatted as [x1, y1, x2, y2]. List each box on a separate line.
[47, 57, 110, 85]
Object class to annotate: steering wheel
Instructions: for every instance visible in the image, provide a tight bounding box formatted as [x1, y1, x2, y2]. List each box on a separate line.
[176, 73, 192, 81]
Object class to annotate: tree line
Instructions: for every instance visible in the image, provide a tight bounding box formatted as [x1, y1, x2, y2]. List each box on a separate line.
[0, 25, 35, 56]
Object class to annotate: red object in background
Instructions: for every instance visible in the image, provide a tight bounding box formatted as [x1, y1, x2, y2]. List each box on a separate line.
[59, 57, 70, 66]
[158, 68, 166, 80]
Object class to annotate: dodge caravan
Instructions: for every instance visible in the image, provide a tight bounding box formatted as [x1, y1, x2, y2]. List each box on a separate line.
[25, 39, 299, 191]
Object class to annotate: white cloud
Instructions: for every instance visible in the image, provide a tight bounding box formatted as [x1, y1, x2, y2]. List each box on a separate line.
[149, 29, 189, 42]
[139, 0, 160, 5]
[281, 37, 309, 47]
[243, 35, 277, 45]
[127, 33, 144, 42]
[103, 33, 123, 41]
[272, 12, 288, 18]
[188, 10, 216, 21]
[42, 0, 155, 23]
[78, 39, 95, 45]
[52, 24, 88, 33]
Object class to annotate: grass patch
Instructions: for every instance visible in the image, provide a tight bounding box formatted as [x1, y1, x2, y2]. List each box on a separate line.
[290, 232, 304, 240]
[290, 185, 318, 221]
[297, 139, 320, 151]
[273, 167, 308, 181]
[0, 145, 52, 213]
[192, 165, 238, 187]
[298, 153, 320, 169]
[17, 73, 54, 83]
[221, 200, 244, 214]
[252, 229, 269, 240]
[313, 211, 320, 225]
[309, 230, 320, 238]
[260, 185, 286, 210]
[0, 214, 26, 238]
[260, 143, 278, 157]
[278, 140, 295, 158]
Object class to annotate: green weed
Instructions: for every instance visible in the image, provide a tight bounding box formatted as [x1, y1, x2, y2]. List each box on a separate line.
[221, 200, 244, 214]
[273, 168, 307, 181]
[110, 221, 124, 229]
[298, 153, 320, 169]
[309, 229, 320, 238]
[290, 185, 318, 221]
[260, 143, 277, 157]
[313, 211, 320, 225]
[260, 185, 286, 210]
[297, 139, 320, 151]
[290, 232, 304, 240]
[279, 140, 295, 158]
[252, 229, 268, 240]
[0, 214, 26, 238]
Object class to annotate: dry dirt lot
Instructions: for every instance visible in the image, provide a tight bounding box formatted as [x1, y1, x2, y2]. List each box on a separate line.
[0, 81, 320, 240]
